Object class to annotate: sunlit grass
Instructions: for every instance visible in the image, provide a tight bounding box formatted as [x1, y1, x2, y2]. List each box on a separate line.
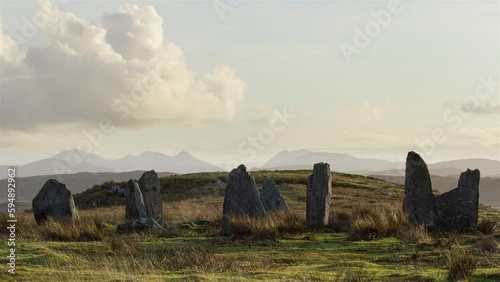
[0, 170, 498, 281]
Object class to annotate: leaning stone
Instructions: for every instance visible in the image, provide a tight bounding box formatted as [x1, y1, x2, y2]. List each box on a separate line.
[403, 151, 435, 227]
[125, 179, 147, 221]
[221, 164, 266, 234]
[260, 178, 290, 214]
[32, 179, 78, 224]
[306, 162, 332, 228]
[433, 169, 480, 233]
[138, 170, 163, 224]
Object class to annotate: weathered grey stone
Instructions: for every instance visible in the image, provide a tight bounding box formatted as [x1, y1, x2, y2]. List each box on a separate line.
[124, 179, 147, 221]
[433, 169, 480, 233]
[32, 179, 78, 224]
[403, 151, 481, 233]
[215, 179, 225, 188]
[221, 165, 266, 234]
[403, 151, 435, 227]
[117, 217, 163, 233]
[108, 185, 125, 197]
[138, 170, 163, 224]
[260, 178, 290, 214]
[306, 162, 332, 228]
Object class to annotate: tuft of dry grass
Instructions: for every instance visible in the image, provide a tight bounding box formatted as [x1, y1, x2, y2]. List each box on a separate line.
[447, 247, 476, 282]
[223, 212, 303, 240]
[396, 224, 432, 244]
[14, 211, 113, 242]
[328, 209, 352, 233]
[475, 236, 500, 255]
[478, 218, 497, 235]
[347, 204, 408, 241]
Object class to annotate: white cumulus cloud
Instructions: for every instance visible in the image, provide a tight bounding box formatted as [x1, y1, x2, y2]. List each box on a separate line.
[0, 1, 245, 144]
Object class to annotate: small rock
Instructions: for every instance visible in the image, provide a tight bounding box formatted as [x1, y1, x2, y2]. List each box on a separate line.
[260, 178, 290, 214]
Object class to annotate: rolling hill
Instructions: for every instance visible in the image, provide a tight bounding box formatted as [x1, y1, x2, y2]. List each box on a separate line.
[0, 170, 176, 208]
[0, 149, 221, 179]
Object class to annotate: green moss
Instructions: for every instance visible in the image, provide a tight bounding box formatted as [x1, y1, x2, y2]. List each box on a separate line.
[7, 170, 499, 281]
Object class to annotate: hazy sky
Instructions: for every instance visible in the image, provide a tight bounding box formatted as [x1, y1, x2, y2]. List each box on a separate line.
[0, 0, 499, 168]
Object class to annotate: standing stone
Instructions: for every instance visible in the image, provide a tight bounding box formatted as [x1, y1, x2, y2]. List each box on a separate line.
[138, 170, 163, 224]
[260, 178, 290, 214]
[403, 151, 481, 233]
[32, 179, 77, 224]
[125, 179, 147, 221]
[306, 162, 332, 228]
[403, 151, 436, 227]
[433, 169, 480, 233]
[222, 165, 266, 234]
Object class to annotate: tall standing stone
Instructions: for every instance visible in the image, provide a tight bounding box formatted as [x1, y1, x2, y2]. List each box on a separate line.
[306, 162, 332, 228]
[403, 151, 436, 227]
[32, 179, 77, 224]
[433, 169, 480, 233]
[138, 170, 163, 224]
[125, 179, 147, 221]
[260, 178, 290, 214]
[222, 165, 266, 234]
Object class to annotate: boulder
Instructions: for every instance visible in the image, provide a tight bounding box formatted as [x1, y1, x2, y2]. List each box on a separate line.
[138, 170, 163, 224]
[306, 162, 332, 228]
[124, 179, 147, 221]
[32, 179, 77, 224]
[221, 165, 266, 234]
[403, 151, 435, 227]
[108, 185, 125, 197]
[260, 178, 290, 214]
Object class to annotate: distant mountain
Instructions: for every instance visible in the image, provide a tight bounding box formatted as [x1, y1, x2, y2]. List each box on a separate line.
[428, 159, 500, 177]
[354, 168, 465, 177]
[1, 149, 222, 179]
[371, 174, 500, 208]
[111, 151, 221, 173]
[261, 150, 400, 172]
[0, 170, 176, 207]
[261, 150, 500, 177]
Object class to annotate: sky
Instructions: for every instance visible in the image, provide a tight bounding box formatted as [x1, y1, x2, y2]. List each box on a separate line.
[0, 0, 499, 169]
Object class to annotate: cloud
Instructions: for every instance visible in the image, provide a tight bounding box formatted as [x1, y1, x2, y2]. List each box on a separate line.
[456, 126, 500, 146]
[247, 105, 277, 124]
[460, 101, 500, 114]
[343, 130, 404, 146]
[443, 100, 500, 115]
[361, 101, 395, 120]
[0, 1, 246, 142]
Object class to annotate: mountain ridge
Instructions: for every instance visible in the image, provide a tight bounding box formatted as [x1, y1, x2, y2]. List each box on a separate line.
[1, 149, 222, 179]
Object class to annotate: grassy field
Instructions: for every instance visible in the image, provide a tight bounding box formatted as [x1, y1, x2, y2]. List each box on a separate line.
[1, 170, 499, 281]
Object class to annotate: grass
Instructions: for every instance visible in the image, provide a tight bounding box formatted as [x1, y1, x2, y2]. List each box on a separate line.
[447, 246, 477, 281]
[1, 170, 499, 281]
